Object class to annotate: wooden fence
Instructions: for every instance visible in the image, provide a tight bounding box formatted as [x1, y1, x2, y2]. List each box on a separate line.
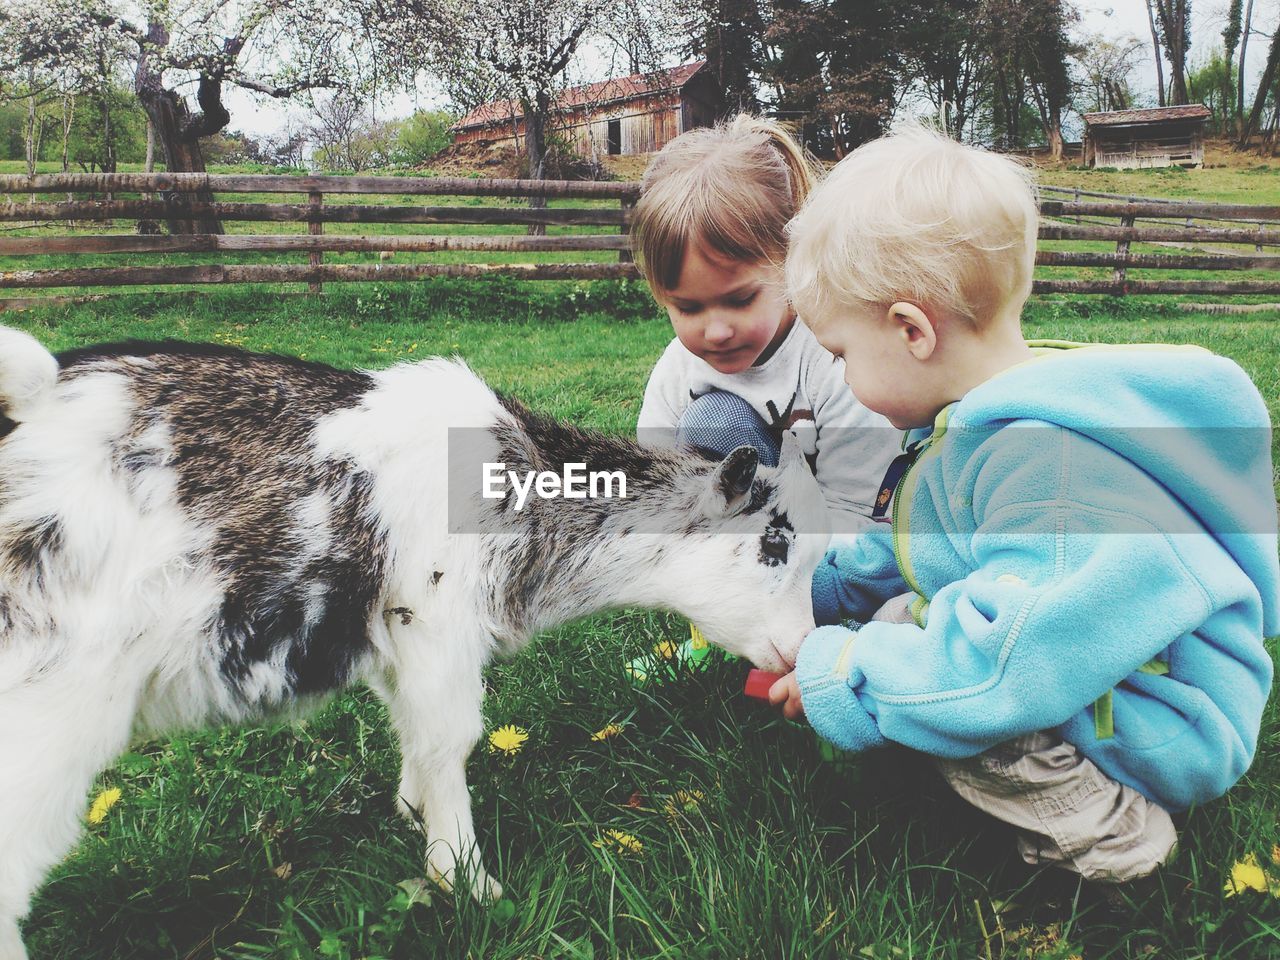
[1, 174, 1279, 306]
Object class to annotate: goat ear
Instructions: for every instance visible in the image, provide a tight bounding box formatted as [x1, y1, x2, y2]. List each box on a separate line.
[705, 445, 759, 517]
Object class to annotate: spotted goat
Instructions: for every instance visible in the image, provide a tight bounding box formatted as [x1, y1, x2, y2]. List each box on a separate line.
[0, 327, 829, 959]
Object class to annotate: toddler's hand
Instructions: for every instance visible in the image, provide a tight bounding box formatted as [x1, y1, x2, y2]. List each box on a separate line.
[768, 671, 805, 721]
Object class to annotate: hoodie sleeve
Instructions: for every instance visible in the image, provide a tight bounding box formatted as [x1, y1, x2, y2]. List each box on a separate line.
[796, 425, 1273, 805]
[810, 528, 908, 626]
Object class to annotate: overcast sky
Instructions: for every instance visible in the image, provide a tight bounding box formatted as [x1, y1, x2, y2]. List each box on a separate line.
[222, 0, 1280, 142]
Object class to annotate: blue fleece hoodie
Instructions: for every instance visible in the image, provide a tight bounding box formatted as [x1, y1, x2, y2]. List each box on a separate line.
[798, 342, 1278, 811]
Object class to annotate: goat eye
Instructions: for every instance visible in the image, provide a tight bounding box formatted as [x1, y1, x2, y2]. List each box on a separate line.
[759, 528, 790, 567]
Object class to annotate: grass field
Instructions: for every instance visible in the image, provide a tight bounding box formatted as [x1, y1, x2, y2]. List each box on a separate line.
[2, 287, 1279, 960]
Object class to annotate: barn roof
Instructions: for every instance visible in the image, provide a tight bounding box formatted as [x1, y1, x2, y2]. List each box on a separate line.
[1082, 104, 1212, 127]
[455, 61, 707, 131]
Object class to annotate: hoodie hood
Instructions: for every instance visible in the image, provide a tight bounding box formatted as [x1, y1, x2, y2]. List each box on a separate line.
[952, 341, 1279, 634]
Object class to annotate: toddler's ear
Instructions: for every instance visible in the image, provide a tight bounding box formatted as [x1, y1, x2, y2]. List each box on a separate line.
[887, 301, 937, 360]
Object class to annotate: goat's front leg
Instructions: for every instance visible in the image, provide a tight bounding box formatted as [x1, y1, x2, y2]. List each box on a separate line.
[374, 648, 501, 903]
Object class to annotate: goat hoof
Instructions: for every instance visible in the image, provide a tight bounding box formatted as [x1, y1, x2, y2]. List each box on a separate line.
[428, 864, 503, 903]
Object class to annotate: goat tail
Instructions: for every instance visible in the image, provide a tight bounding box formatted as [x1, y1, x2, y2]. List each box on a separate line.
[0, 325, 58, 423]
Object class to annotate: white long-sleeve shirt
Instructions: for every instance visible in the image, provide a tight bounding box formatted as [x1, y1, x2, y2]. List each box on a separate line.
[636, 320, 901, 535]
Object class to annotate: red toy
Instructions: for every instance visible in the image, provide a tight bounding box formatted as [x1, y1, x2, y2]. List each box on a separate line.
[743, 668, 785, 701]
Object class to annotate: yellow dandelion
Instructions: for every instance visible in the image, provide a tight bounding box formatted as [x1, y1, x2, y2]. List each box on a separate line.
[87, 787, 122, 825]
[488, 724, 529, 756]
[663, 789, 706, 819]
[1225, 853, 1280, 898]
[591, 723, 625, 742]
[593, 829, 643, 856]
[688, 624, 708, 651]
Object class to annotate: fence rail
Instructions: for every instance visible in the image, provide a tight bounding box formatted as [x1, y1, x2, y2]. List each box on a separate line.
[2, 172, 642, 199]
[1, 173, 1278, 304]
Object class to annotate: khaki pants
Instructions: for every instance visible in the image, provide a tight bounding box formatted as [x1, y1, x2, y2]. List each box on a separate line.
[936, 733, 1178, 883]
[870, 595, 1178, 884]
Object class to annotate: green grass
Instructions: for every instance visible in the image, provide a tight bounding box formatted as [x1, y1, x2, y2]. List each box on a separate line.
[3, 288, 1279, 959]
[1038, 159, 1280, 207]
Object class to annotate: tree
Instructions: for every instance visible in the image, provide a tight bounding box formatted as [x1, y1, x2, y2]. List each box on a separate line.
[308, 92, 399, 171]
[1241, 15, 1280, 149]
[968, 0, 1075, 157]
[130, 0, 371, 231]
[1144, 0, 1166, 106]
[17, 65, 57, 176]
[377, 0, 668, 231]
[65, 82, 148, 170]
[1019, 0, 1077, 159]
[1152, 0, 1191, 104]
[1222, 0, 1243, 132]
[983, 0, 1031, 147]
[1187, 50, 1234, 133]
[685, 0, 763, 113]
[1237, 0, 1255, 139]
[902, 0, 990, 140]
[763, 0, 903, 157]
[2, 0, 378, 232]
[391, 109, 456, 166]
[0, 98, 29, 160]
[602, 0, 676, 76]
[260, 120, 309, 168]
[1074, 34, 1144, 114]
[201, 129, 260, 165]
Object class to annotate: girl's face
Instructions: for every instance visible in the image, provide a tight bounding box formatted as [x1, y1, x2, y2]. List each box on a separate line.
[662, 244, 794, 375]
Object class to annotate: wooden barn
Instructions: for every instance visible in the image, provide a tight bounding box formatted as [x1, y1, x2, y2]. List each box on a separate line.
[1082, 104, 1212, 170]
[452, 62, 722, 158]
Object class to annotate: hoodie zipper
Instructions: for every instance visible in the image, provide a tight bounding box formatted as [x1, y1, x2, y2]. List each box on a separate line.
[891, 406, 954, 599]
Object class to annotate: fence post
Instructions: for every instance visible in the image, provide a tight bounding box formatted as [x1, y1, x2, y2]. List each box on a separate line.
[619, 197, 635, 265]
[308, 190, 324, 294]
[1113, 213, 1136, 288]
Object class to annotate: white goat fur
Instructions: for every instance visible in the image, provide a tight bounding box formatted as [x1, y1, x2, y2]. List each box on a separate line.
[0, 327, 828, 959]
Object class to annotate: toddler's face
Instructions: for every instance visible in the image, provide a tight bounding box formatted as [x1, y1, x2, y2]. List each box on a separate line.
[808, 305, 935, 430]
[662, 244, 793, 375]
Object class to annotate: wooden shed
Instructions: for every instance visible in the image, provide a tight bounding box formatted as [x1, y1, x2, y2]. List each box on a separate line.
[452, 62, 722, 159]
[1082, 104, 1212, 170]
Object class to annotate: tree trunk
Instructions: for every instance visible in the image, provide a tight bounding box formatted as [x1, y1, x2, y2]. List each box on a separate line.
[524, 91, 549, 237]
[1242, 23, 1280, 148]
[1169, 58, 1189, 105]
[136, 87, 223, 233]
[100, 93, 115, 176]
[1223, 0, 1242, 133]
[60, 94, 74, 174]
[1236, 0, 1255, 141]
[25, 65, 38, 181]
[1155, 0, 1190, 104]
[1047, 120, 1064, 160]
[134, 22, 224, 234]
[137, 116, 161, 235]
[1145, 0, 1166, 106]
